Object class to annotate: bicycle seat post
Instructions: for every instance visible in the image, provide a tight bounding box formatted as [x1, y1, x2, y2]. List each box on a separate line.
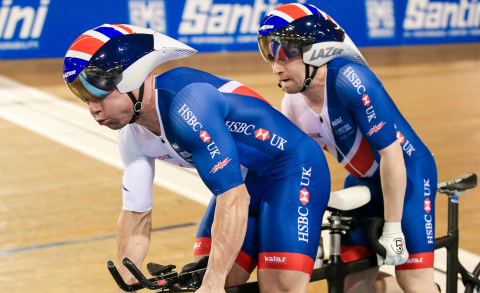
[326, 209, 354, 293]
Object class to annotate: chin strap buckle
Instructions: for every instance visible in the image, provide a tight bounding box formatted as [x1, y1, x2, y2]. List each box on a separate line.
[300, 64, 319, 92]
[127, 83, 145, 124]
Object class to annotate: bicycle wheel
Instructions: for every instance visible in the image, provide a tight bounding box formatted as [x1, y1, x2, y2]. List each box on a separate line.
[464, 261, 480, 293]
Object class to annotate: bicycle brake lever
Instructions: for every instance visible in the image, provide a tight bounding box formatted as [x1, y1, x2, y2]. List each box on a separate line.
[123, 257, 167, 290]
[107, 260, 145, 292]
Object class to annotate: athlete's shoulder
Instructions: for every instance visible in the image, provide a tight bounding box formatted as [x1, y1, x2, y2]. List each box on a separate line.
[155, 67, 231, 93]
[327, 59, 375, 80]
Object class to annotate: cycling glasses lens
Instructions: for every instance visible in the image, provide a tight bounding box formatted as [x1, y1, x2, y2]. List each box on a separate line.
[66, 66, 123, 102]
[258, 26, 315, 61]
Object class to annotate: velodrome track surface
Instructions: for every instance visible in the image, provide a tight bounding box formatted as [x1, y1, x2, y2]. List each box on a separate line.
[0, 44, 479, 292]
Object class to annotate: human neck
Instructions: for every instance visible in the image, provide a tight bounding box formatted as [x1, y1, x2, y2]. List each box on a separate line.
[134, 74, 162, 136]
[301, 65, 327, 115]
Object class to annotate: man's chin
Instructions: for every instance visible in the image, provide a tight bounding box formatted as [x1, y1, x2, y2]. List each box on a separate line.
[284, 87, 302, 95]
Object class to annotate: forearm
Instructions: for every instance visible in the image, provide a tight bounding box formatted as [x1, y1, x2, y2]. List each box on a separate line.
[117, 209, 152, 292]
[379, 141, 406, 222]
[202, 184, 250, 289]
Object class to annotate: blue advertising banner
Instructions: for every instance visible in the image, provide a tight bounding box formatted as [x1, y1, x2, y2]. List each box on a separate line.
[0, 0, 479, 60]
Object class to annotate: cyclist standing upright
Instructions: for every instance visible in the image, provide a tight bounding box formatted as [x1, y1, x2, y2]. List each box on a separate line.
[63, 24, 331, 293]
[258, 3, 438, 293]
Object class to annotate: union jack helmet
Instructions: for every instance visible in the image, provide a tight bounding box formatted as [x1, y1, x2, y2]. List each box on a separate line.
[63, 24, 197, 103]
[258, 3, 368, 67]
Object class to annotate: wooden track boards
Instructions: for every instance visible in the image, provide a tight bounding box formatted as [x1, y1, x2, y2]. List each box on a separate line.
[0, 43, 479, 292]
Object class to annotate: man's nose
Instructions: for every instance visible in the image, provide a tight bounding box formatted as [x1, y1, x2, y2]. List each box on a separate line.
[272, 60, 284, 75]
[87, 99, 102, 115]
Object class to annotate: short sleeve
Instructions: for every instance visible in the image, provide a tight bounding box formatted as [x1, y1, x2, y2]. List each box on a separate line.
[168, 83, 244, 196]
[118, 126, 155, 212]
[334, 63, 397, 151]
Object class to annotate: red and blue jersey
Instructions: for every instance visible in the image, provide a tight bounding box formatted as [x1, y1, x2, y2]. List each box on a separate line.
[155, 67, 315, 197]
[283, 58, 431, 179]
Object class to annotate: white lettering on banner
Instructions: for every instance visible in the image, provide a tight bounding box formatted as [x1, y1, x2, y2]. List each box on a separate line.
[0, 0, 49, 40]
[129, 0, 166, 33]
[178, 0, 281, 35]
[403, 0, 480, 31]
[298, 207, 309, 242]
[425, 215, 434, 244]
[178, 104, 203, 131]
[343, 67, 366, 94]
[365, 0, 396, 38]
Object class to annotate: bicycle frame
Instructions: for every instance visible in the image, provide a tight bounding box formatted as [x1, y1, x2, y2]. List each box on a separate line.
[435, 191, 480, 293]
[107, 173, 480, 293]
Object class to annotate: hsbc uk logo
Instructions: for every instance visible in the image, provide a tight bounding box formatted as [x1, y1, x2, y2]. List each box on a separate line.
[424, 198, 431, 213]
[360, 94, 377, 123]
[394, 125, 416, 156]
[298, 166, 312, 243]
[424, 178, 434, 244]
[300, 188, 309, 206]
[200, 131, 210, 143]
[343, 67, 366, 94]
[225, 120, 287, 150]
[254, 128, 270, 141]
[178, 104, 203, 131]
[362, 94, 371, 106]
[199, 131, 221, 159]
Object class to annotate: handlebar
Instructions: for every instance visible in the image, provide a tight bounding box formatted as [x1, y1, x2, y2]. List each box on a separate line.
[367, 217, 387, 258]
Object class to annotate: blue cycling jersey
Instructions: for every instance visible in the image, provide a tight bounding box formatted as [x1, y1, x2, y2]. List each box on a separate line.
[283, 58, 431, 179]
[282, 58, 437, 270]
[155, 67, 313, 197]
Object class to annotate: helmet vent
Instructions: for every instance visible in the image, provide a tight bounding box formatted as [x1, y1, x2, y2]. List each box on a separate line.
[177, 50, 195, 58]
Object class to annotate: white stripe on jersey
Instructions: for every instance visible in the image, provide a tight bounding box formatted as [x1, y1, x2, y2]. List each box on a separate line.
[218, 80, 242, 93]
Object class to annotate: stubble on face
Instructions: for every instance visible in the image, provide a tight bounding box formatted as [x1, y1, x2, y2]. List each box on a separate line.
[274, 56, 305, 94]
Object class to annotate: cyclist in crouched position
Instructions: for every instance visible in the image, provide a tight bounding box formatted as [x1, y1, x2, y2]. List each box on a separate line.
[63, 24, 331, 293]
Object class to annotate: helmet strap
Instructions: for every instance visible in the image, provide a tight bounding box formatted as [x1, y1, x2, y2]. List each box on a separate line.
[300, 64, 319, 92]
[127, 82, 145, 124]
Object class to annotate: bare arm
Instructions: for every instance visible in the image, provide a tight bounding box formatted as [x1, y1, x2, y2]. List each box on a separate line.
[197, 184, 250, 293]
[116, 209, 152, 293]
[378, 140, 406, 222]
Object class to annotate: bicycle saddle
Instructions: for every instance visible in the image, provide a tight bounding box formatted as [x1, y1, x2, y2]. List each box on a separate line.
[181, 256, 209, 274]
[438, 173, 477, 192]
[327, 186, 371, 211]
[146, 262, 176, 276]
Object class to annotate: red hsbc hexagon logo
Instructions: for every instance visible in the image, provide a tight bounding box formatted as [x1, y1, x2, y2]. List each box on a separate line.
[200, 131, 211, 143]
[254, 128, 270, 141]
[362, 94, 371, 106]
[424, 198, 431, 213]
[396, 131, 405, 144]
[300, 188, 309, 205]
